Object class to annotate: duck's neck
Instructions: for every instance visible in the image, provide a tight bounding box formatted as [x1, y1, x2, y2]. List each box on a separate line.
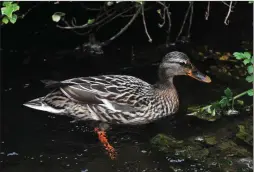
[154, 76, 179, 113]
[155, 76, 175, 90]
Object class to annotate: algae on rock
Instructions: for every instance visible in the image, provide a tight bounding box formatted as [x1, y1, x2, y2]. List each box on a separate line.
[150, 134, 184, 153]
[236, 121, 253, 146]
[217, 140, 250, 157]
[204, 135, 217, 146]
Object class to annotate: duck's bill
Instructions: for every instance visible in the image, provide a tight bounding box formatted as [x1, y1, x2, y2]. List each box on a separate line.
[187, 70, 211, 83]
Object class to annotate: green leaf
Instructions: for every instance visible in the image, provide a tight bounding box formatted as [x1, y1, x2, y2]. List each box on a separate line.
[13, 5, 19, 12]
[247, 65, 253, 74]
[243, 59, 251, 65]
[87, 18, 95, 24]
[211, 109, 216, 116]
[3, 1, 12, 7]
[52, 12, 65, 22]
[224, 88, 233, 98]
[2, 16, 9, 24]
[1, 7, 12, 18]
[251, 57, 254, 64]
[245, 75, 253, 83]
[207, 106, 212, 114]
[243, 52, 251, 59]
[233, 52, 244, 60]
[236, 100, 244, 105]
[219, 97, 228, 108]
[247, 89, 254, 96]
[9, 14, 17, 24]
[1, 2, 20, 18]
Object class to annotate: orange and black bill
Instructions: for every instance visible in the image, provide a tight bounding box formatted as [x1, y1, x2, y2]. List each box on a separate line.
[186, 69, 211, 83]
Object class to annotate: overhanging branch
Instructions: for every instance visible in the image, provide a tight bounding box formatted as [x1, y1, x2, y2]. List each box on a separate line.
[102, 6, 142, 46]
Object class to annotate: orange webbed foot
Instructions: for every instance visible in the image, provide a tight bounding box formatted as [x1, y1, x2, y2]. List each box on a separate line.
[94, 127, 117, 160]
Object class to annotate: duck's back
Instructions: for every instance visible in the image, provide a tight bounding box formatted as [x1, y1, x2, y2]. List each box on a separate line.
[25, 75, 162, 124]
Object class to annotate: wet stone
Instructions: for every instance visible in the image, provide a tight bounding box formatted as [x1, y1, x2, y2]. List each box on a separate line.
[150, 134, 184, 153]
[235, 119, 253, 146]
[216, 140, 250, 157]
[204, 135, 217, 146]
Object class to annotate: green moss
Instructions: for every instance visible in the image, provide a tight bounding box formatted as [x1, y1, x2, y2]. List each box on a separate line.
[204, 135, 217, 146]
[236, 124, 253, 146]
[151, 134, 209, 161]
[150, 134, 184, 153]
[217, 141, 250, 157]
[175, 145, 209, 160]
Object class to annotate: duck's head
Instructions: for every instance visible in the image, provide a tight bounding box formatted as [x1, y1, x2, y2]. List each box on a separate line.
[159, 51, 211, 83]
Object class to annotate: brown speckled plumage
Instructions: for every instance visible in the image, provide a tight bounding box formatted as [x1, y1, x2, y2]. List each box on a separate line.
[23, 51, 211, 126]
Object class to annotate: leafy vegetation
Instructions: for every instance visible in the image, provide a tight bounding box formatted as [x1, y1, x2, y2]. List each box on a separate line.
[188, 51, 253, 121]
[1, 1, 20, 24]
[233, 52, 253, 84]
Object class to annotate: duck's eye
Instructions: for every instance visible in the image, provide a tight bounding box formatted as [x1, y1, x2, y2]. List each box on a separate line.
[178, 62, 187, 66]
[178, 62, 192, 69]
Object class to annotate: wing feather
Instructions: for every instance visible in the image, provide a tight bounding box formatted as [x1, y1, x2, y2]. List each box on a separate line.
[57, 75, 153, 112]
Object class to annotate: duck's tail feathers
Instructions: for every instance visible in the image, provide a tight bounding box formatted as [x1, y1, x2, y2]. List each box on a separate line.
[23, 97, 65, 114]
[41, 80, 62, 88]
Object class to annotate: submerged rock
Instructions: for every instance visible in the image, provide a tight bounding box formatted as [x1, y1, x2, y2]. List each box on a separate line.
[150, 134, 184, 153]
[175, 145, 209, 160]
[150, 134, 209, 161]
[206, 157, 253, 172]
[236, 119, 253, 146]
[204, 135, 217, 146]
[217, 140, 250, 157]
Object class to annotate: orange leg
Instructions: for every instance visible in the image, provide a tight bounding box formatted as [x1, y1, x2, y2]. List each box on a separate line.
[94, 127, 117, 160]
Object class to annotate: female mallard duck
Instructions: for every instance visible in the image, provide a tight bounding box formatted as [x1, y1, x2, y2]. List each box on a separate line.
[23, 51, 211, 159]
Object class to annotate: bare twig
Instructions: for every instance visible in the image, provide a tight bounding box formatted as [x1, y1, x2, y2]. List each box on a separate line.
[96, 5, 136, 31]
[205, 1, 210, 20]
[94, 6, 116, 22]
[221, 1, 232, 8]
[165, 5, 172, 45]
[80, 2, 101, 11]
[157, 1, 172, 45]
[141, 4, 152, 43]
[120, 6, 152, 18]
[62, 19, 92, 35]
[224, 1, 233, 25]
[158, 7, 166, 28]
[57, 9, 117, 30]
[21, 3, 41, 19]
[176, 1, 192, 41]
[221, 1, 237, 10]
[187, 2, 194, 39]
[102, 6, 142, 46]
[57, 3, 118, 30]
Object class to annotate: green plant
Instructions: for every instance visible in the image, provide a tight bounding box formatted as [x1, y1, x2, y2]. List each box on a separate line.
[206, 87, 234, 116]
[233, 52, 253, 84]
[1, 1, 20, 24]
[187, 51, 253, 121]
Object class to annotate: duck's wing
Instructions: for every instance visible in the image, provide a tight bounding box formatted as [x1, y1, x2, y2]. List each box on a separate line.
[42, 75, 153, 112]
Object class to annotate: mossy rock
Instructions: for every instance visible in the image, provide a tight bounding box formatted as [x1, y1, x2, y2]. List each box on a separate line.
[204, 135, 217, 146]
[175, 145, 209, 160]
[236, 119, 253, 146]
[217, 140, 250, 157]
[150, 134, 184, 153]
[206, 157, 253, 172]
[151, 134, 209, 161]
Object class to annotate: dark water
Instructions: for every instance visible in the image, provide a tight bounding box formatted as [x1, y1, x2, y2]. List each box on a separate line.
[1, 45, 252, 172]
